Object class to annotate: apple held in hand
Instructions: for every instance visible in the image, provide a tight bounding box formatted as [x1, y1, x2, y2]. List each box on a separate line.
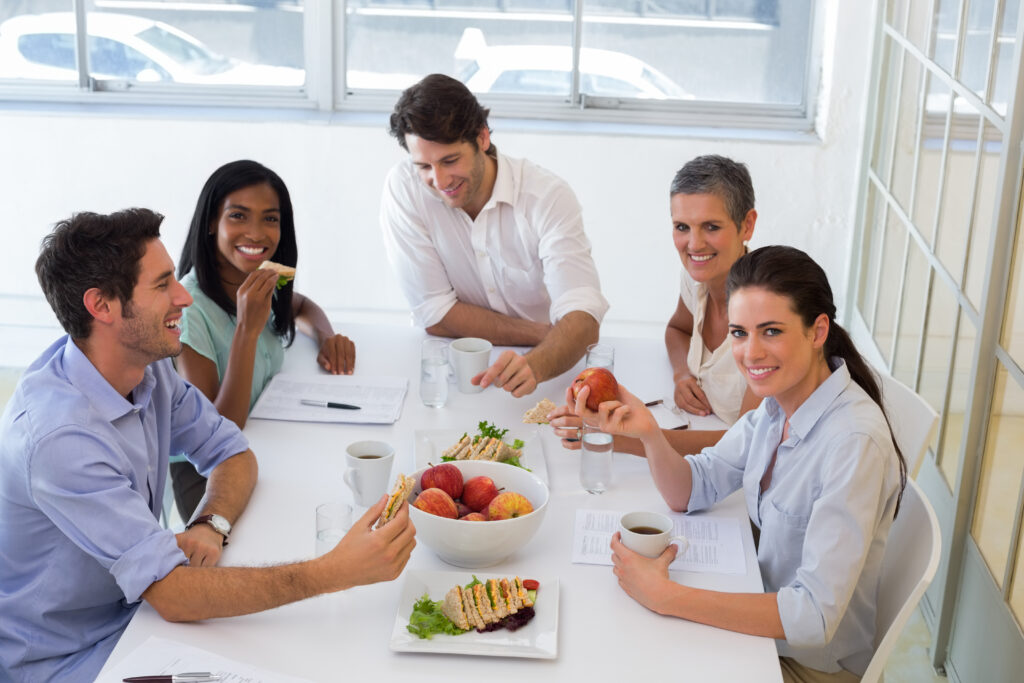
[413, 487, 459, 519]
[462, 475, 500, 512]
[487, 491, 534, 520]
[572, 367, 619, 412]
[420, 462, 464, 500]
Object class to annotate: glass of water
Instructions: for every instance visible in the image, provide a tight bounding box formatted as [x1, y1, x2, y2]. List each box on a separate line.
[585, 342, 614, 371]
[315, 501, 352, 557]
[420, 338, 449, 408]
[580, 424, 613, 494]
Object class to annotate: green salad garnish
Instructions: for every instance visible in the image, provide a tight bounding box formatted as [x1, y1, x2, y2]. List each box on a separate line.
[406, 593, 467, 639]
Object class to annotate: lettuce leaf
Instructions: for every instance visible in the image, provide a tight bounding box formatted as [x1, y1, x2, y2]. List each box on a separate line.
[406, 593, 466, 639]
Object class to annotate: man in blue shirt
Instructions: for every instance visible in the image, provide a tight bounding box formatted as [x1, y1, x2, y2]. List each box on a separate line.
[0, 209, 416, 682]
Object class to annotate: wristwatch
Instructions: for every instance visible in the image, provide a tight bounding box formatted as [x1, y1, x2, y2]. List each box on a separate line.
[187, 513, 231, 546]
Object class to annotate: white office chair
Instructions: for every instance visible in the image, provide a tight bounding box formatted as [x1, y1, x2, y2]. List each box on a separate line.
[860, 477, 942, 683]
[879, 372, 939, 475]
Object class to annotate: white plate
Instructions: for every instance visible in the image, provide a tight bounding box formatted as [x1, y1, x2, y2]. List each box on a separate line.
[414, 428, 549, 484]
[390, 570, 558, 659]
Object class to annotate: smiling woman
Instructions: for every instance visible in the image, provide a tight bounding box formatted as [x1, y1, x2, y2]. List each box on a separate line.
[169, 159, 355, 520]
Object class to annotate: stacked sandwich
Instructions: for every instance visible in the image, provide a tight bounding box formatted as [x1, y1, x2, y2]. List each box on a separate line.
[441, 434, 522, 462]
[441, 577, 535, 633]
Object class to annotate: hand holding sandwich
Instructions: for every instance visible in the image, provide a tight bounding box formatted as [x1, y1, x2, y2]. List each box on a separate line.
[321, 494, 416, 591]
[235, 267, 278, 337]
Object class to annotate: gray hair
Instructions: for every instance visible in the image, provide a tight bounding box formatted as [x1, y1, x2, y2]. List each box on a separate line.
[670, 155, 755, 229]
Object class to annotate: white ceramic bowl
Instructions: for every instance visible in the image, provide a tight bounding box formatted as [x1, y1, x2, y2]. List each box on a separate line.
[408, 460, 549, 568]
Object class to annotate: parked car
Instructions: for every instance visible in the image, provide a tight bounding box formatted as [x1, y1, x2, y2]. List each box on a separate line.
[0, 12, 304, 86]
[455, 27, 690, 100]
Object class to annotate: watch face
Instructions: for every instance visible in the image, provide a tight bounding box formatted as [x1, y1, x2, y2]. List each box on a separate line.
[208, 514, 231, 536]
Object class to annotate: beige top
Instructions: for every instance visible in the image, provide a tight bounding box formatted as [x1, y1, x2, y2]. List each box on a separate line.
[678, 270, 748, 426]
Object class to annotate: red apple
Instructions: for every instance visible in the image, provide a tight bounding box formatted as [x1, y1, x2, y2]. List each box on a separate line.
[413, 487, 458, 519]
[462, 475, 500, 512]
[571, 367, 619, 412]
[459, 512, 487, 522]
[420, 462, 463, 500]
[487, 491, 534, 520]
[456, 502, 473, 518]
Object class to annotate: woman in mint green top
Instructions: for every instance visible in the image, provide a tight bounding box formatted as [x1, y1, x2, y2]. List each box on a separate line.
[171, 160, 356, 519]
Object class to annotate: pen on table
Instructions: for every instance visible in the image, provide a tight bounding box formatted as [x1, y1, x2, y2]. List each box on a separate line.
[644, 399, 664, 407]
[123, 673, 220, 683]
[300, 399, 361, 410]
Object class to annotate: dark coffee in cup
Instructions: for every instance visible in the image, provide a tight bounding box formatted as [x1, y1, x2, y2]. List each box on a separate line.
[628, 525, 664, 535]
[356, 455, 381, 459]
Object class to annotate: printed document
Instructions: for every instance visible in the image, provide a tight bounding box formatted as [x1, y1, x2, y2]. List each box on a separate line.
[250, 373, 407, 424]
[572, 508, 747, 575]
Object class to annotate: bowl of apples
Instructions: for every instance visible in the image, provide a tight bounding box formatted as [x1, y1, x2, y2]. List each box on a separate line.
[409, 460, 549, 568]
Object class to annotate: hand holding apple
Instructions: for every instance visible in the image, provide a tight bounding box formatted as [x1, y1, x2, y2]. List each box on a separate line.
[571, 367, 619, 411]
[566, 382, 660, 441]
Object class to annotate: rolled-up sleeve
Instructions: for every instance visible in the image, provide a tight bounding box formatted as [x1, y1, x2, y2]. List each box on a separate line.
[380, 165, 459, 328]
[29, 428, 186, 603]
[776, 432, 890, 648]
[533, 183, 609, 325]
[685, 413, 755, 512]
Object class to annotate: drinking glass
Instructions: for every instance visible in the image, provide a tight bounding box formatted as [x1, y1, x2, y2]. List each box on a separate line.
[420, 338, 449, 407]
[580, 424, 613, 494]
[585, 342, 614, 371]
[315, 501, 352, 557]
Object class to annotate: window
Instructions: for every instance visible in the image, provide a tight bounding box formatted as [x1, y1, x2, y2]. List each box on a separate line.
[0, 1, 817, 129]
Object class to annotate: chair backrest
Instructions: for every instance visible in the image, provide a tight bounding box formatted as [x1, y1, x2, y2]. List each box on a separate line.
[860, 477, 942, 683]
[879, 372, 939, 475]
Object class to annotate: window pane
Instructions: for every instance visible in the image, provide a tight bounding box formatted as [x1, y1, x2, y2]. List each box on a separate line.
[580, 1, 809, 104]
[971, 364, 1024, 589]
[891, 47, 925, 215]
[990, 0, 1019, 115]
[346, 3, 573, 95]
[1009, 477, 1024, 628]
[871, 37, 901, 185]
[1001, 174, 1024, 367]
[0, 2, 76, 82]
[887, 0, 909, 35]
[893, 234, 930, 386]
[931, 0, 961, 74]
[912, 74, 944, 245]
[88, 3, 304, 86]
[873, 210, 907, 365]
[858, 183, 887, 331]
[906, 0, 933, 51]
[958, 0, 998, 98]
[965, 121, 1001, 309]
[938, 314, 976, 490]
[934, 97, 980, 286]
[919, 274, 959, 458]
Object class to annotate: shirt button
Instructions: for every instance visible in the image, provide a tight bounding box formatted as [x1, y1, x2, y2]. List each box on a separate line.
[477, 251, 486, 258]
[488, 288, 495, 293]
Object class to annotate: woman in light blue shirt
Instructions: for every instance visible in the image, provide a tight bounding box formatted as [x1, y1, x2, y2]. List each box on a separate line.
[572, 246, 907, 681]
[170, 160, 356, 519]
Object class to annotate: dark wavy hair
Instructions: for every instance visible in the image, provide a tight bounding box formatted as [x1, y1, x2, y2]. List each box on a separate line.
[36, 208, 163, 339]
[670, 155, 755, 229]
[388, 73, 492, 151]
[726, 245, 907, 516]
[178, 160, 296, 345]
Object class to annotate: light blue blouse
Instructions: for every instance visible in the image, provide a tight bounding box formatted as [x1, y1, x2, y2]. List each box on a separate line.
[178, 270, 284, 411]
[0, 337, 248, 681]
[685, 359, 902, 675]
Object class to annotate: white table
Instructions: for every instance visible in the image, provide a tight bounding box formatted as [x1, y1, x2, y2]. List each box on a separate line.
[99, 323, 781, 682]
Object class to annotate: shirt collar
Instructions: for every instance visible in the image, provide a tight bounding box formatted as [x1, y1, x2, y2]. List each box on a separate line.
[765, 357, 851, 439]
[62, 336, 156, 422]
[483, 148, 514, 211]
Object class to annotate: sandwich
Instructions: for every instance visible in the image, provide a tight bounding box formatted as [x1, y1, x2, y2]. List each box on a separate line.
[259, 260, 296, 288]
[522, 398, 557, 425]
[437, 577, 537, 633]
[442, 433, 472, 460]
[375, 473, 414, 529]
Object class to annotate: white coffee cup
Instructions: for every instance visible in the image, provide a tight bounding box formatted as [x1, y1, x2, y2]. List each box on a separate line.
[618, 511, 689, 559]
[343, 440, 395, 507]
[448, 337, 493, 394]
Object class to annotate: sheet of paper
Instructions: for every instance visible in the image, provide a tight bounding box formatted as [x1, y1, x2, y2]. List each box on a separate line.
[97, 635, 314, 683]
[649, 402, 689, 430]
[250, 373, 408, 424]
[571, 508, 747, 575]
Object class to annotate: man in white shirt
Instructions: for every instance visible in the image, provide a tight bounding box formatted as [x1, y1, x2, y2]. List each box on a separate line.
[381, 74, 609, 397]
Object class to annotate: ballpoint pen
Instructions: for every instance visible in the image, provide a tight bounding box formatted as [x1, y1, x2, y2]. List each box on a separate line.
[300, 398, 361, 410]
[123, 673, 220, 683]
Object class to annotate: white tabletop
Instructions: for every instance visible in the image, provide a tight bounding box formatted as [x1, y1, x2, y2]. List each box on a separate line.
[99, 323, 781, 682]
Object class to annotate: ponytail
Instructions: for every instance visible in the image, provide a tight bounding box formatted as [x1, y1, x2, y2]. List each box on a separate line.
[727, 246, 907, 516]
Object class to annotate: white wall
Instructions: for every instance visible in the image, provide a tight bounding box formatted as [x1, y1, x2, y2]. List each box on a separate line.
[0, 2, 873, 346]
